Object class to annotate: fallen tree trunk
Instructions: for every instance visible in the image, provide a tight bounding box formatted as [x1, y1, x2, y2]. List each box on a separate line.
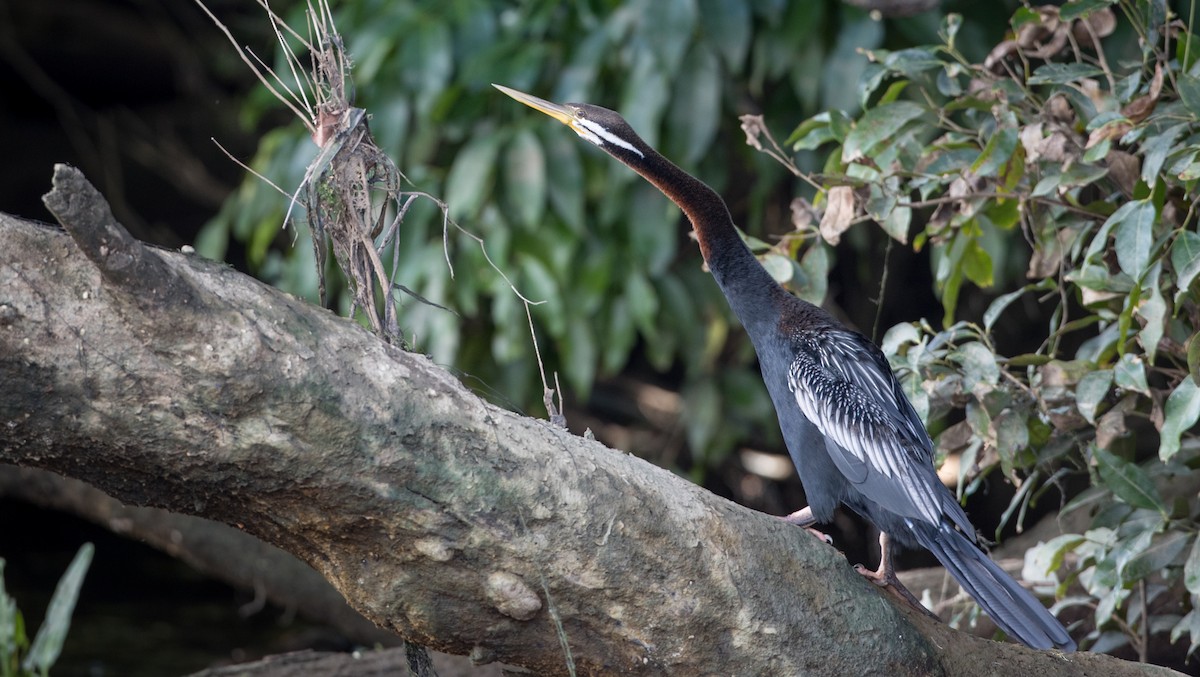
[0, 166, 1179, 676]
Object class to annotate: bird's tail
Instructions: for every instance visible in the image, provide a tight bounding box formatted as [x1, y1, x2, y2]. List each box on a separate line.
[912, 523, 1075, 651]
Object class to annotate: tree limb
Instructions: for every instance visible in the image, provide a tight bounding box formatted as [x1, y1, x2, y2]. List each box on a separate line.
[0, 166, 1181, 676]
[0, 465, 397, 648]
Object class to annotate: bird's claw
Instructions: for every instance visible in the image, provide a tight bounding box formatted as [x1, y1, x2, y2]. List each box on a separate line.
[853, 563, 890, 587]
[806, 527, 834, 545]
[853, 563, 938, 620]
[776, 510, 834, 545]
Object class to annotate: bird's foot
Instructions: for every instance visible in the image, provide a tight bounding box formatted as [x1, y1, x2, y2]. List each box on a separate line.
[778, 509, 834, 545]
[803, 527, 834, 545]
[853, 563, 939, 620]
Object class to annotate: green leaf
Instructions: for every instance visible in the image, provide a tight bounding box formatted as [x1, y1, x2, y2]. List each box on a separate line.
[882, 48, 943, 78]
[881, 205, 911, 243]
[1109, 199, 1157, 280]
[445, 135, 502, 220]
[1093, 445, 1166, 513]
[993, 409, 1028, 475]
[956, 341, 1000, 389]
[24, 543, 93, 674]
[1007, 353, 1052, 366]
[1075, 369, 1113, 424]
[401, 18, 453, 112]
[1027, 63, 1105, 85]
[1189, 333, 1200, 386]
[935, 233, 971, 325]
[1172, 230, 1200, 304]
[842, 102, 925, 162]
[698, 0, 751, 71]
[877, 79, 909, 105]
[1114, 353, 1150, 395]
[626, 269, 659, 336]
[0, 559, 19, 671]
[797, 243, 830, 305]
[504, 129, 547, 229]
[602, 297, 636, 374]
[1138, 263, 1166, 362]
[881, 322, 921, 355]
[1185, 534, 1200, 595]
[643, 0, 698, 75]
[620, 50, 671, 147]
[519, 255, 564, 335]
[541, 128, 585, 233]
[962, 239, 993, 287]
[1179, 29, 1200, 73]
[1141, 123, 1188, 186]
[761, 253, 795, 284]
[1124, 530, 1191, 581]
[1059, 162, 1110, 189]
[939, 13, 962, 47]
[563, 313, 598, 395]
[627, 185, 678, 276]
[971, 126, 1018, 178]
[1112, 520, 1158, 578]
[1179, 73, 1200, 117]
[1027, 533, 1087, 578]
[1170, 609, 1200, 659]
[787, 111, 853, 150]
[1159, 377, 1200, 461]
[668, 43, 721, 165]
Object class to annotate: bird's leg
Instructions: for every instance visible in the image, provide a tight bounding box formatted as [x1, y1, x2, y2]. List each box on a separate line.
[854, 532, 939, 620]
[778, 506, 833, 545]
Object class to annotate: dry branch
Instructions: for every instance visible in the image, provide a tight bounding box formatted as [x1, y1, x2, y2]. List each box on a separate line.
[0, 166, 1181, 676]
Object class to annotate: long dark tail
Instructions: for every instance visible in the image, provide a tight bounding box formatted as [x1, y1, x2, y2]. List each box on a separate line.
[912, 522, 1075, 651]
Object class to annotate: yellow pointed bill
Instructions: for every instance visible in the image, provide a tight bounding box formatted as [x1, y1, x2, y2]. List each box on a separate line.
[493, 84, 575, 126]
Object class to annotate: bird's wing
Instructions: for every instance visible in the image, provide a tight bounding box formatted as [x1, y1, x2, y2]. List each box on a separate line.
[787, 328, 968, 530]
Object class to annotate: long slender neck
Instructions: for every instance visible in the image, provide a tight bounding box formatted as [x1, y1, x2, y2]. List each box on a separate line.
[619, 149, 783, 331]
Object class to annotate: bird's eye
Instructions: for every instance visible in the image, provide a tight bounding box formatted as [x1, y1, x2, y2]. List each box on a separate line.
[574, 109, 587, 120]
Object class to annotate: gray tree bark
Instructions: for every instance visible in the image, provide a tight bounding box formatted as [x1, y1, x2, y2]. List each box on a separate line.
[0, 166, 1181, 676]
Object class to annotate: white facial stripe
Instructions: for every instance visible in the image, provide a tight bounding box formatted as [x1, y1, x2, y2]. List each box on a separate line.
[576, 118, 644, 158]
[571, 125, 604, 147]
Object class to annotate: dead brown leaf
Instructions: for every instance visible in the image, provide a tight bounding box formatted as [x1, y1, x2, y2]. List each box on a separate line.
[1105, 150, 1140, 197]
[1027, 227, 1078, 278]
[1086, 121, 1132, 149]
[739, 114, 767, 152]
[1020, 123, 1046, 163]
[790, 197, 818, 231]
[1095, 394, 1136, 449]
[819, 186, 856, 245]
[1046, 94, 1075, 124]
[1072, 8, 1117, 43]
[1121, 62, 1163, 123]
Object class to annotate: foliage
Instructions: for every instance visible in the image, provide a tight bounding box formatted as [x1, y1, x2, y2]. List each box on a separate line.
[777, 0, 1200, 657]
[0, 544, 93, 677]
[201, 0, 1015, 468]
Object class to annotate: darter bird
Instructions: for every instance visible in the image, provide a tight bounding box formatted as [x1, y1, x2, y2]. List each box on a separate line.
[495, 84, 1075, 652]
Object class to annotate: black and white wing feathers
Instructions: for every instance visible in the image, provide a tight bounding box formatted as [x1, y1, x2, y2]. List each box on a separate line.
[786, 327, 971, 534]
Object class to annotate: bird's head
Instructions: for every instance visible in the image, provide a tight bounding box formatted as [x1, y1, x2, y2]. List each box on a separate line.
[494, 84, 646, 161]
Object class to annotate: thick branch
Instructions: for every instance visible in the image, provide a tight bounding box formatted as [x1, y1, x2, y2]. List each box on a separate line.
[0, 465, 397, 648]
[41, 164, 203, 315]
[0, 171, 1180, 676]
